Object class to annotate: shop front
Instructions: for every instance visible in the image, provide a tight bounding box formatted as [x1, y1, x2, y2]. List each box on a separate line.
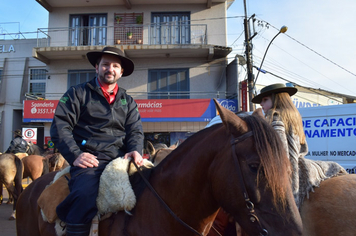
[23, 98, 237, 149]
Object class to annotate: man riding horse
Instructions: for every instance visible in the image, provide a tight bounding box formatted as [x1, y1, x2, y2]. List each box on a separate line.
[5, 129, 28, 154]
[50, 47, 144, 236]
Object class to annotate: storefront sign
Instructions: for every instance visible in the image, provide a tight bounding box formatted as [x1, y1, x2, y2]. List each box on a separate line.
[23, 100, 58, 122]
[299, 104, 356, 173]
[136, 99, 237, 122]
[22, 99, 237, 123]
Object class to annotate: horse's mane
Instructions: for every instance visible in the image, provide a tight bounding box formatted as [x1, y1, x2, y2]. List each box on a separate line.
[242, 115, 291, 210]
[153, 114, 290, 211]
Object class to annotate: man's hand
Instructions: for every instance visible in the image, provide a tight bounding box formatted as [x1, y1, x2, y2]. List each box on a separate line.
[124, 151, 143, 167]
[73, 152, 99, 168]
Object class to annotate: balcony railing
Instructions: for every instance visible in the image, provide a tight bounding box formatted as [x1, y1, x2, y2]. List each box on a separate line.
[28, 91, 236, 101]
[36, 23, 207, 47]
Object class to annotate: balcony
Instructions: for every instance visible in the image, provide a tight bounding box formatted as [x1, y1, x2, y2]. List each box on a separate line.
[33, 24, 231, 64]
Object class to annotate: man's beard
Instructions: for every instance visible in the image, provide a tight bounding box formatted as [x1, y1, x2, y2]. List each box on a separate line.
[99, 72, 118, 84]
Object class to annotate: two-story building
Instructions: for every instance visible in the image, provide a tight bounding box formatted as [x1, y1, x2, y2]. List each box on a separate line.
[0, 0, 238, 150]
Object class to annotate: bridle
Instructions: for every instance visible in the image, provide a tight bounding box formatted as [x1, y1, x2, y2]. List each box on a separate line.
[132, 130, 268, 236]
[231, 131, 268, 236]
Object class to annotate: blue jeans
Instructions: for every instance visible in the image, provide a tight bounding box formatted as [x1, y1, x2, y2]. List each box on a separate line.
[56, 153, 112, 224]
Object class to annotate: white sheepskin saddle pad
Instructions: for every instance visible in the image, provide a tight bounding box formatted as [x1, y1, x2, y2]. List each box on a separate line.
[96, 157, 153, 214]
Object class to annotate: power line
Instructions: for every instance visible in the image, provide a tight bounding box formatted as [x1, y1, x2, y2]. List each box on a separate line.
[251, 28, 355, 95]
[257, 68, 346, 104]
[257, 19, 356, 78]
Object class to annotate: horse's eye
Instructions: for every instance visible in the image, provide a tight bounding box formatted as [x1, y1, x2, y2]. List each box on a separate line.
[249, 163, 259, 173]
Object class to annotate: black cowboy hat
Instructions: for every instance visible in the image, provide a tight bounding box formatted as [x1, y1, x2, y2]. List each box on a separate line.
[252, 83, 298, 104]
[13, 129, 22, 137]
[86, 47, 134, 77]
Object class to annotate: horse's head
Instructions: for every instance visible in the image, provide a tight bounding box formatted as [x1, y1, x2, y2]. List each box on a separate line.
[211, 99, 302, 236]
[146, 141, 178, 166]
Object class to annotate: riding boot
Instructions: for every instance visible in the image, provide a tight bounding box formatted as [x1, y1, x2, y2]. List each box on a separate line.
[65, 223, 91, 236]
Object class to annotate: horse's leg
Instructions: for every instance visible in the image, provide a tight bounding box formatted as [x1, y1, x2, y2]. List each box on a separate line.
[5, 187, 14, 204]
[8, 156, 24, 220]
[0, 183, 3, 204]
[300, 174, 356, 236]
[3, 181, 17, 220]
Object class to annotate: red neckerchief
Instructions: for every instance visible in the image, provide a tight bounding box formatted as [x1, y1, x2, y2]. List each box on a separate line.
[98, 79, 118, 104]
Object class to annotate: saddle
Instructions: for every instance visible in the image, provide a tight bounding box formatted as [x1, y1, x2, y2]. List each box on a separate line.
[37, 158, 154, 234]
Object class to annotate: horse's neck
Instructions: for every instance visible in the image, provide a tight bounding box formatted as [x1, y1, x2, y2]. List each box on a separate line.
[110, 127, 226, 235]
[144, 128, 223, 219]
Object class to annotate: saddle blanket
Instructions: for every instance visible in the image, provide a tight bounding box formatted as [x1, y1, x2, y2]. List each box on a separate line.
[37, 157, 153, 223]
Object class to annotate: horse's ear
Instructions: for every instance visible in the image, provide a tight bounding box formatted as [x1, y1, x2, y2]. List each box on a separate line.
[170, 140, 179, 149]
[213, 99, 249, 135]
[252, 108, 264, 118]
[146, 141, 156, 156]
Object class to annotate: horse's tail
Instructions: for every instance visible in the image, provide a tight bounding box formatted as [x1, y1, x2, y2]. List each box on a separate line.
[13, 155, 24, 198]
[42, 158, 50, 175]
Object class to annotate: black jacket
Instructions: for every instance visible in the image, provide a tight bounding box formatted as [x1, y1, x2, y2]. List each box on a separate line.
[50, 78, 144, 166]
[6, 136, 28, 154]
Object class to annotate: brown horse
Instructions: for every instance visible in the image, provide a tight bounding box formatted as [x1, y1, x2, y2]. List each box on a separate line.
[22, 155, 50, 181]
[299, 174, 356, 236]
[0, 153, 23, 218]
[0, 153, 28, 205]
[0, 152, 60, 220]
[16, 100, 303, 236]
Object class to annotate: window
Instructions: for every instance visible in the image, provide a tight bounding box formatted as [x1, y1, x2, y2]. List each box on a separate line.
[68, 70, 96, 89]
[69, 14, 107, 46]
[148, 69, 189, 99]
[151, 12, 190, 45]
[29, 69, 46, 98]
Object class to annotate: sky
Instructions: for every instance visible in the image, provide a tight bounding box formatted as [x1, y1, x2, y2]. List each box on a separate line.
[1, 0, 356, 96]
[226, 0, 356, 96]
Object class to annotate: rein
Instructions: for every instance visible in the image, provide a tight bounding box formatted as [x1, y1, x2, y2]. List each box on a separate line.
[131, 130, 267, 236]
[131, 161, 203, 236]
[230, 131, 268, 236]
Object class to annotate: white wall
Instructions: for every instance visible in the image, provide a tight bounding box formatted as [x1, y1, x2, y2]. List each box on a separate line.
[0, 39, 45, 150]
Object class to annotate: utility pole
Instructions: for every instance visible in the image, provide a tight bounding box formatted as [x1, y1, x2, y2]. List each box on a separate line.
[243, 0, 256, 111]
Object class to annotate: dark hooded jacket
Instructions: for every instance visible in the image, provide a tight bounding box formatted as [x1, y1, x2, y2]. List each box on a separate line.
[50, 78, 144, 166]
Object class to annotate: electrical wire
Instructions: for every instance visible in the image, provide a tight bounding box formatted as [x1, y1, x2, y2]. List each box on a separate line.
[256, 19, 356, 78]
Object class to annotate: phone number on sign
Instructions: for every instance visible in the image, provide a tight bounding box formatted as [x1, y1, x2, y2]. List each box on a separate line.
[32, 108, 56, 114]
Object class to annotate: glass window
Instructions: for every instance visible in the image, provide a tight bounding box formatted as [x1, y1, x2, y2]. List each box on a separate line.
[148, 69, 189, 99]
[68, 70, 96, 89]
[69, 14, 107, 46]
[29, 69, 47, 98]
[151, 12, 190, 45]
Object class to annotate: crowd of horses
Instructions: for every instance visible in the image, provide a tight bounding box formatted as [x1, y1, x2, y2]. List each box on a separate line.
[0, 143, 69, 220]
[2, 100, 356, 235]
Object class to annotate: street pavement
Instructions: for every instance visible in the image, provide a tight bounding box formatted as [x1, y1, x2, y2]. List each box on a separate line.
[0, 179, 32, 236]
